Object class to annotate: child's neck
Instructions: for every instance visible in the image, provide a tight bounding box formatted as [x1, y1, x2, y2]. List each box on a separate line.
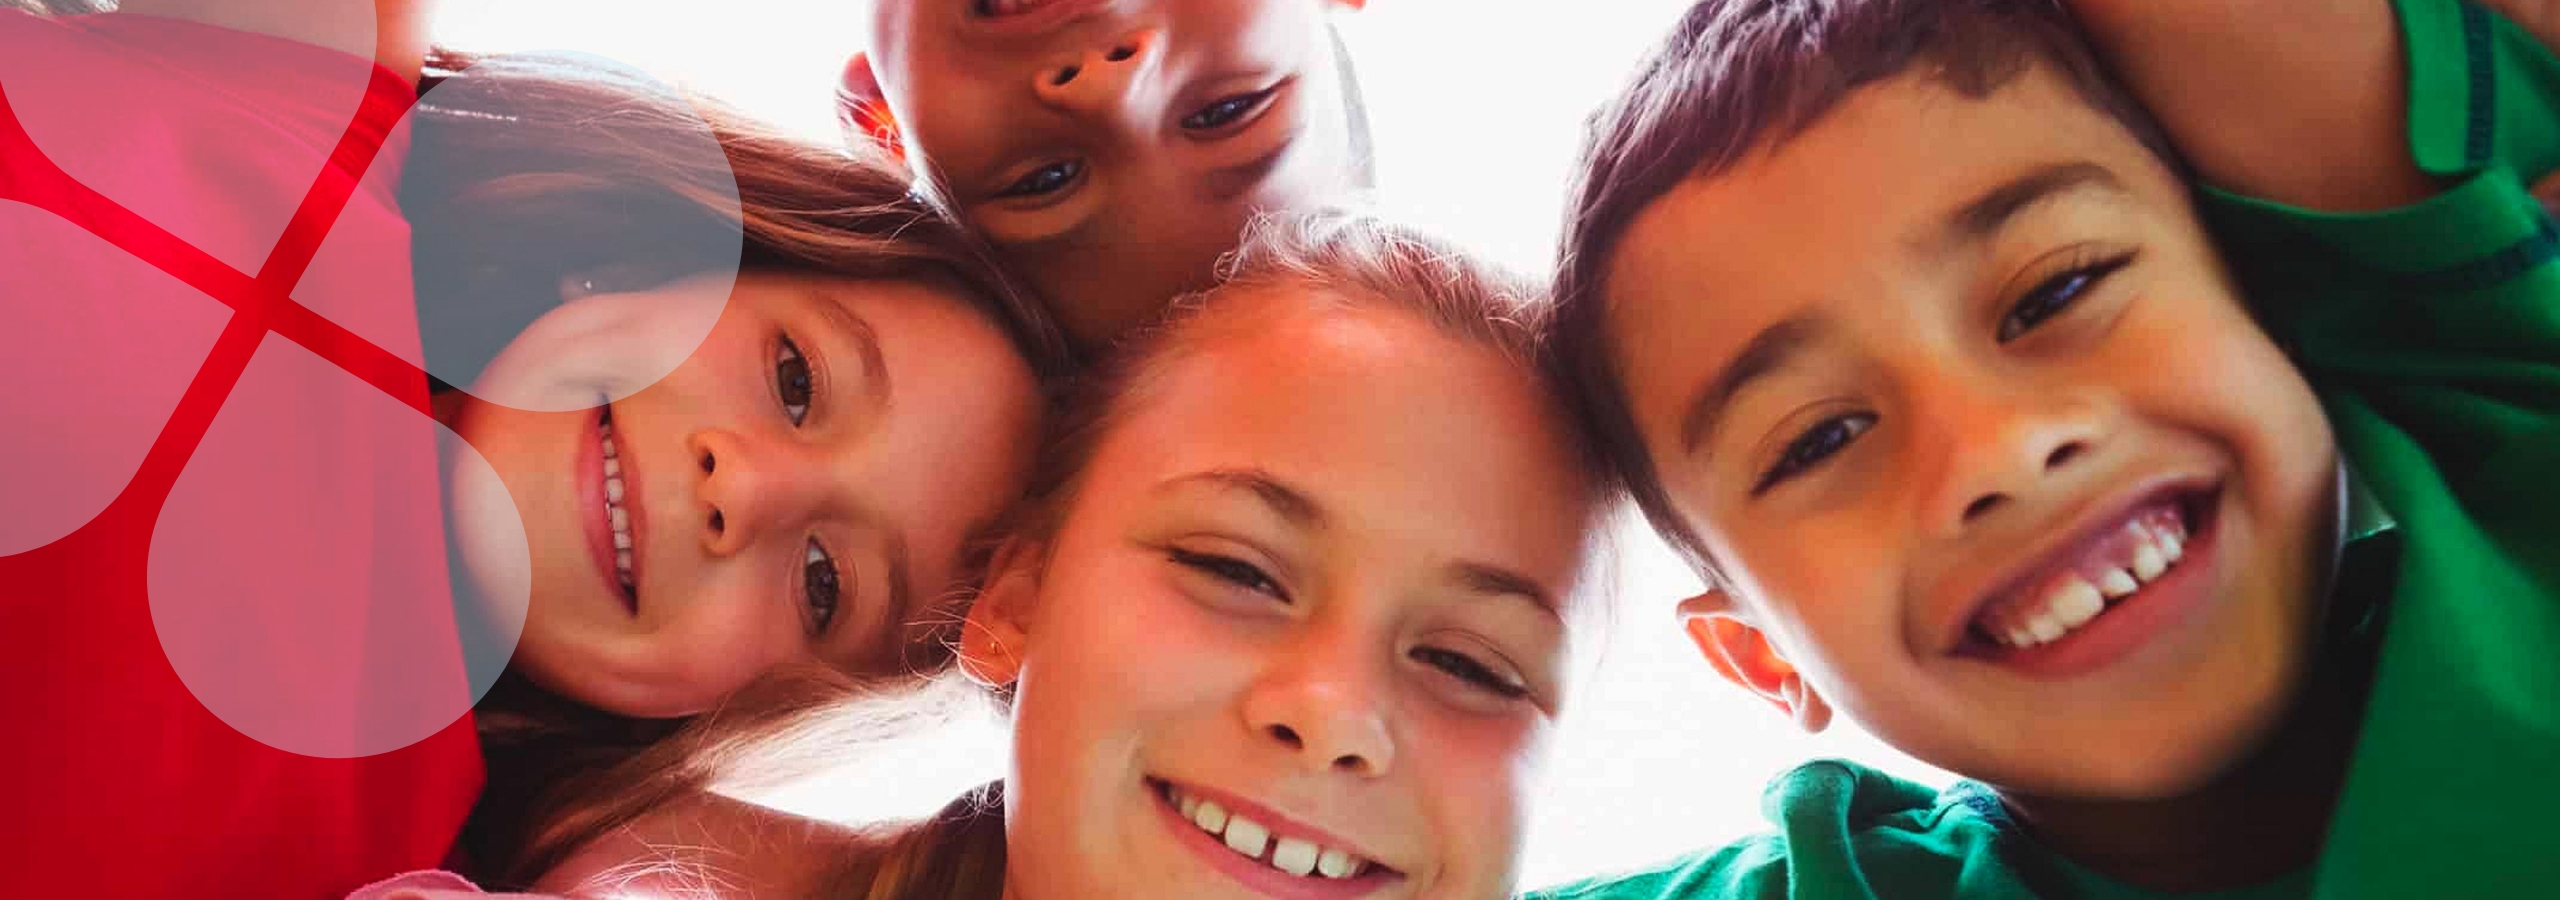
[1999, 658, 2371, 893]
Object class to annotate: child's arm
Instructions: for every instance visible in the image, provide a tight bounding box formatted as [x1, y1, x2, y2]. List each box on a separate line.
[2065, 0, 2438, 212]
[113, 0, 430, 83]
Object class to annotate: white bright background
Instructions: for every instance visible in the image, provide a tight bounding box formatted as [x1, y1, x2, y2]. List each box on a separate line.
[435, 1, 1946, 887]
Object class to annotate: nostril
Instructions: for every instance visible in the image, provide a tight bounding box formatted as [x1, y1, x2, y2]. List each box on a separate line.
[1963, 494, 2005, 521]
[1104, 45, 1135, 62]
[709, 509, 725, 535]
[699, 451, 715, 474]
[1332, 755, 1364, 773]
[1051, 65, 1079, 86]
[2046, 441, 2088, 470]
[1267, 724, 1301, 749]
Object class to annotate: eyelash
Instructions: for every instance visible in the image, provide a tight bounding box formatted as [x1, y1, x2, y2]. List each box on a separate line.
[997, 160, 1083, 198]
[1753, 412, 1878, 494]
[1998, 251, 2136, 343]
[1166, 549, 1529, 700]
[776, 335, 814, 426]
[1181, 88, 1277, 131]
[803, 538, 842, 635]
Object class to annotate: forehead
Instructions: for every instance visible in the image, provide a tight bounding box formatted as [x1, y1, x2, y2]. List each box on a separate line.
[1600, 67, 2174, 436]
[1096, 297, 1592, 582]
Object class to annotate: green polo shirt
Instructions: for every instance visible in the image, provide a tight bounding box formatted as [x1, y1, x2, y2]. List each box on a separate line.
[1526, 1, 2560, 897]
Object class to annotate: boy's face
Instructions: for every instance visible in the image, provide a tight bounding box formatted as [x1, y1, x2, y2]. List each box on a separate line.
[859, 0, 1366, 347]
[1602, 67, 2341, 799]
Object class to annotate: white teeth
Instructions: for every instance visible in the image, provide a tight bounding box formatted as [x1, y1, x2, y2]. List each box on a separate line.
[610, 507, 629, 532]
[1165, 786, 1374, 880]
[2130, 543, 2167, 581]
[2027, 613, 2067, 644]
[1316, 847, 1354, 879]
[613, 530, 632, 550]
[2051, 580, 2105, 629]
[600, 435, 616, 457]
[604, 476, 625, 504]
[1223, 815, 1270, 858]
[615, 549, 633, 571]
[2097, 568, 2139, 599]
[2160, 532, 2184, 562]
[1271, 837, 1318, 876]
[603, 456, 620, 478]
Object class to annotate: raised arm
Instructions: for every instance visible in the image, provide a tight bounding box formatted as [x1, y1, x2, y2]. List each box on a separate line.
[2065, 0, 2438, 211]
[113, 0, 430, 83]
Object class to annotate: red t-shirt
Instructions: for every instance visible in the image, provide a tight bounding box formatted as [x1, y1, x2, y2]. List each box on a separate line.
[0, 11, 482, 898]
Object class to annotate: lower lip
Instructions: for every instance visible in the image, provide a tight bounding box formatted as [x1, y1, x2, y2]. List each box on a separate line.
[1970, 495, 2224, 680]
[577, 405, 638, 616]
[1151, 783, 1395, 900]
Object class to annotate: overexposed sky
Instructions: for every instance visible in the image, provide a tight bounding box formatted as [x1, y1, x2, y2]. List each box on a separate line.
[435, 1, 1946, 887]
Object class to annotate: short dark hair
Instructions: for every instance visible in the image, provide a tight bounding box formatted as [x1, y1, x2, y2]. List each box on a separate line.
[1549, 0, 2178, 577]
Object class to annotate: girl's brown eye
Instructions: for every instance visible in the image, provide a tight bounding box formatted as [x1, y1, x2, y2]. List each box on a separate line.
[802, 538, 840, 635]
[776, 336, 812, 425]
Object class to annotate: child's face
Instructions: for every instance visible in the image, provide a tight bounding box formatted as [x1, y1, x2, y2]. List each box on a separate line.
[1601, 68, 2341, 798]
[449, 271, 1043, 718]
[981, 299, 1595, 899]
[858, 0, 1366, 346]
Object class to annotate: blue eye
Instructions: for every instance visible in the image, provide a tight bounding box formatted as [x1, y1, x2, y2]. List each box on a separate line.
[1181, 89, 1275, 131]
[1999, 252, 2135, 342]
[1755, 412, 1877, 494]
[997, 160, 1083, 198]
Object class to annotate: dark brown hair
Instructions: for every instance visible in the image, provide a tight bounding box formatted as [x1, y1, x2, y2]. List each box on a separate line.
[407, 48, 1070, 883]
[1549, 0, 2178, 576]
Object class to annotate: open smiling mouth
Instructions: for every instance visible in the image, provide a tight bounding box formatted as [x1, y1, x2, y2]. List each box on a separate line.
[597, 405, 639, 609]
[1147, 778, 1400, 892]
[1959, 483, 2221, 663]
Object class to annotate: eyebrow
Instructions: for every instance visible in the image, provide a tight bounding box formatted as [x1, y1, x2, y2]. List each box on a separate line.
[1939, 161, 2124, 249]
[1449, 561, 1562, 619]
[1163, 468, 1326, 528]
[1678, 312, 1826, 455]
[812, 287, 892, 410]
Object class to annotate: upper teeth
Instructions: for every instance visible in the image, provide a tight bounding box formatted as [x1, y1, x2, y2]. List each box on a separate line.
[1988, 514, 2187, 649]
[600, 412, 635, 596]
[1168, 785, 1370, 880]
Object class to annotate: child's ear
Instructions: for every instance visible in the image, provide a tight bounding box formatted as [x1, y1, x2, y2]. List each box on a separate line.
[837, 52, 906, 162]
[958, 535, 1041, 689]
[1678, 590, 1833, 733]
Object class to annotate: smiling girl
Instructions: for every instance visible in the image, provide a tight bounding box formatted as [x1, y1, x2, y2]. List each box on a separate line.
[398, 50, 1073, 873]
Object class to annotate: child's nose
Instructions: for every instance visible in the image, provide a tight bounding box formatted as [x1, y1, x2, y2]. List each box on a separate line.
[687, 428, 830, 558]
[1031, 28, 1159, 121]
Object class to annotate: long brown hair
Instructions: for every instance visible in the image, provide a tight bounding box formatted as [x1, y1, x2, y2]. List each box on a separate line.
[406, 48, 1071, 883]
